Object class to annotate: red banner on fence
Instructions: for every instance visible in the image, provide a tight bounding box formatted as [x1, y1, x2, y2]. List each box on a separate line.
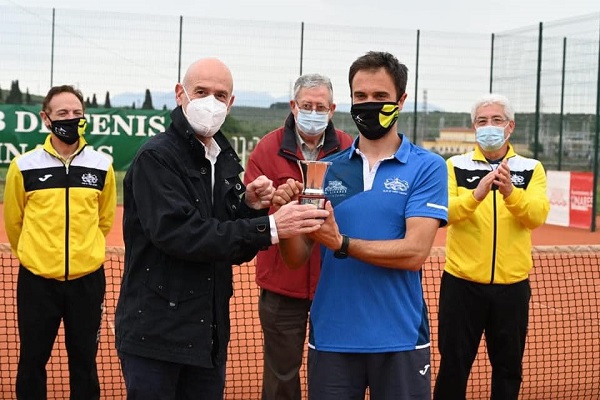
[546, 171, 594, 229]
[568, 172, 594, 229]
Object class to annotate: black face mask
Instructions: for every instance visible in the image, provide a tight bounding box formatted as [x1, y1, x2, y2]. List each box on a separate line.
[48, 117, 87, 145]
[350, 101, 399, 140]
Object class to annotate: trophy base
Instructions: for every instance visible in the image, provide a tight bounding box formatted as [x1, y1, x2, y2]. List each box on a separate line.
[298, 194, 327, 209]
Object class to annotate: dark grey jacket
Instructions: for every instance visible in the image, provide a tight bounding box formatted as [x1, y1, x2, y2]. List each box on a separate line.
[115, 106, 271, 367]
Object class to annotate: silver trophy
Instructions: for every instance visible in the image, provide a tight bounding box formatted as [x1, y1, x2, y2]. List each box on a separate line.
[297, 160, 332, 209]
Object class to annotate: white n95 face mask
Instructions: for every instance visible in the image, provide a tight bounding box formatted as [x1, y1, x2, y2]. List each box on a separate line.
[182, 88, 228, 137]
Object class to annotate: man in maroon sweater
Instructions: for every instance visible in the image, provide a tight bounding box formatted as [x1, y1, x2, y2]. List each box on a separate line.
[244, 73, 353, 400]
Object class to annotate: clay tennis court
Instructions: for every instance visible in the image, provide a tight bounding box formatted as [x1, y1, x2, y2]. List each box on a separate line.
[98, 206, 600, 248]
[1, 205, 599, 399]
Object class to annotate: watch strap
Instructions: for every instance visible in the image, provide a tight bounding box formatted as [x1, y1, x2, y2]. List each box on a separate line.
[334, 234, 350, 259]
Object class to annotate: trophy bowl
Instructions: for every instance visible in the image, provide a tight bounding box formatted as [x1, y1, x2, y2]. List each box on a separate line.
[297, 160, 332, 209]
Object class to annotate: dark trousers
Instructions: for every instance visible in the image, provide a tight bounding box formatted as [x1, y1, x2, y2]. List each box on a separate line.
[118, 351, 226, 400]
[16, 265, 105, 400]
[259, 288, 312, 400]
[433, 272, 530, 400]
[308, 348, 431, 400]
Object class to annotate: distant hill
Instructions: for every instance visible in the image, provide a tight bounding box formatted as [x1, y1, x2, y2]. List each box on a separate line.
[111, 90, 292, 110]
[110, 90, 443, 113]
[2, 86, 442, 113]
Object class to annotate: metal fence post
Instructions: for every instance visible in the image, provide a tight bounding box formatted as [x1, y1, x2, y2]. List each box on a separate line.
[50, 8, 55, 87]
[178, 16, 183, 83]
[299, 22, 304, 76]
[534, 22, 543, 160]
[558, 37, 566, 171]
[489, 33, 494, 93]
[533, 22, 543, 159]
[592, 17, 600, 232]
[412, 29, 420, 144]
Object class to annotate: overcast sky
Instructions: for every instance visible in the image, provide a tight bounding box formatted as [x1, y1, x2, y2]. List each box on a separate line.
[7, 0, 600, 34]
[2, 0, 599, 114]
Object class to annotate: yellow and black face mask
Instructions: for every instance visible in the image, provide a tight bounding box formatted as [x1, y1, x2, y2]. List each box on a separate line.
[350, 102, 399, 140]
[50, 117, 87, 145]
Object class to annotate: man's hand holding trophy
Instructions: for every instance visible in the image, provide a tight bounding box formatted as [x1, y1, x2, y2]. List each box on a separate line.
[269, 160, 332, 240]
[272, 160, 331, 210]
[297, 160, 332, 209]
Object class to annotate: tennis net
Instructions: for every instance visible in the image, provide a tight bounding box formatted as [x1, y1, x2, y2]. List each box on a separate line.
[0, 244, 598, 399]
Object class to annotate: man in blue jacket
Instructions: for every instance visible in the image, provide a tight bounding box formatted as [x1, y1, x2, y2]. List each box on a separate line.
[115, 57, 328, 400]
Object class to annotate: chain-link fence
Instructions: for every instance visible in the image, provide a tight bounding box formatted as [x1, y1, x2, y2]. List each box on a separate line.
[0, 5, 493, 145]
[491, 12, 600, 227]
[492, 14, 600, 168]
[2, 6, 597, 157]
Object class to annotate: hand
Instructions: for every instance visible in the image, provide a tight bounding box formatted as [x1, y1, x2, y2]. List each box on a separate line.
[494, 159, 514, 198]
[307, 201, 343, 250]
[272, 201, 329, 239]
[272, 179, 303, 210]
[245, 175, 275, 210]
[473, 170, 496, 201]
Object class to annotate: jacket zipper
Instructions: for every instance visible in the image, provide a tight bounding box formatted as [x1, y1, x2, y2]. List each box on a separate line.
[487, 161, 500, 284]
[43, 145, 85, 281]
[490, 191, 497, 284]
[64, 162, 70, 281]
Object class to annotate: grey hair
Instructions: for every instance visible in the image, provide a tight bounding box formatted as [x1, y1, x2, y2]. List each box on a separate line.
[471, 93, 515, 122]
[293, 74, 334, 103]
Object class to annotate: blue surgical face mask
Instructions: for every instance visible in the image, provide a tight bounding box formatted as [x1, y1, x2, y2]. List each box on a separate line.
[295, 109, 329, 136]
[476, 124, 509, 151]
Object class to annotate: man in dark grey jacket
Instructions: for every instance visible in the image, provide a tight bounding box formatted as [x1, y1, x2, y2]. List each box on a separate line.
[115, 57, 328, 400]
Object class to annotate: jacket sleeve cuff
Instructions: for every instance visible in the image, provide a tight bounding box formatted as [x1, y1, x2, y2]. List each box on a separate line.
[269, 215, 279, 244]
[237, 198, 269, 219]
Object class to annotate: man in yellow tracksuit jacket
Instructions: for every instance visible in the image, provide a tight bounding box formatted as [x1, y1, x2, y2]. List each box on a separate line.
[434, 93, 549, 400]
[3, 85, 116, 400]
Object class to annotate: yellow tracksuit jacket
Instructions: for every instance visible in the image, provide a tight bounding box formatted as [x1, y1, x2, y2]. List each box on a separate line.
[4, 135, 116, 280]
[445, 145, 550, 284]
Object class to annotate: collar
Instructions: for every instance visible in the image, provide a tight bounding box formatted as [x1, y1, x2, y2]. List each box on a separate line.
[170, 106, 236, 159]
[43, 134, 87, 161]
[295, 129, 325, 150]
[472, 143, 516, 162]
[198, 137, 222, 164]
[280, 113, 340, 158]
[349, 133, 409, 163]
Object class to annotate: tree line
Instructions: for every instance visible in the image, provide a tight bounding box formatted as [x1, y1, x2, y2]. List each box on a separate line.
[1, 81, 158, 110]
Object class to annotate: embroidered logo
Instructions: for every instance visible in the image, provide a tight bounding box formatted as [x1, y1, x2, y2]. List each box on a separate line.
[383, 177, 409, 194]
[466, 176, 480, 183]
[81, 172, 99, 187]
[38, 174, 52, 182]
[324, 180, 347, 197]
[511, 174, 525, 186]
[419, 364, 430, 375]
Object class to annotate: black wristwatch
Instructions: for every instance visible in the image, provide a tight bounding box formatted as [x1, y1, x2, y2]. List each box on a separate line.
[334, 235, 350, 259]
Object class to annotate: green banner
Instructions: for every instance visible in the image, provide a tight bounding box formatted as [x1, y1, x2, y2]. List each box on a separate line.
[0, 105, 171, 171]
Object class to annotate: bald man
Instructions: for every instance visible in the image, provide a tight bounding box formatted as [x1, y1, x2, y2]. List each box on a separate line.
[115, 58, 328, 399]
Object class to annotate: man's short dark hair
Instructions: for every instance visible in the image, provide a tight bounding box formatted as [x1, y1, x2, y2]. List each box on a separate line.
[42, 85, 85, 113]
[348, 51, 408, 101]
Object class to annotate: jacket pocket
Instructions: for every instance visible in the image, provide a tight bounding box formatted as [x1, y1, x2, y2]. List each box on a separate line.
[143, 260, 212, 305]
[184, 167, 211, 216]
[138, 262, 214, 350]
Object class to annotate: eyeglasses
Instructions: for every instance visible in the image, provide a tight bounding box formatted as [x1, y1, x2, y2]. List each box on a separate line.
[297, 103, 330, 115]
[474, 116, 509, 127]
